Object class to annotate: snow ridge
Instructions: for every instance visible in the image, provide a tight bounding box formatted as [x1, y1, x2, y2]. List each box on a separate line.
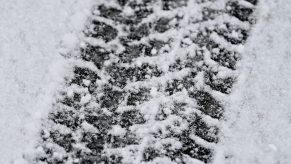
[0, 0, 94, 163]
[219, 0, 291, 163]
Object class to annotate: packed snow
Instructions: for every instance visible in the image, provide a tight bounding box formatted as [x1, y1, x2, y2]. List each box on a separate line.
[217, 0, 291, 163]
[1, 0, 291, 163]
[0, 0, 93, 163]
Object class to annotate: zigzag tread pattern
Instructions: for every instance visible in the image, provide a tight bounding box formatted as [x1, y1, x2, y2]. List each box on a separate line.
[32, 0, 257, 163]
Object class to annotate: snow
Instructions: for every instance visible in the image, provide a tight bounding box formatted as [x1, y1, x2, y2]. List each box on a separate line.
[109, 125, 127, 137]
[216, 0, 291, 163]
[80, 94, 92, 104]
[1, 0, 291, 163]
[0, 0, 93, 163]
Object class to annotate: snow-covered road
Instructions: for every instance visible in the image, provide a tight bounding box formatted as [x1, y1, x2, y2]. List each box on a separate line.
[1, 0, 291, 163]
[220, 0, 291, 163]
[0, 1, 93, 163]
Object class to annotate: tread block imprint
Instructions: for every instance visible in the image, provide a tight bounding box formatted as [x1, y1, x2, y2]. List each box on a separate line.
[29, 0, 258, 163]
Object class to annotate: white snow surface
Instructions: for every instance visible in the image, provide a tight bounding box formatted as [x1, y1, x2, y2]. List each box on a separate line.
[0, 0, 93, 163]
[1, 0, 291, 163]
[217, 0, 291, 163]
